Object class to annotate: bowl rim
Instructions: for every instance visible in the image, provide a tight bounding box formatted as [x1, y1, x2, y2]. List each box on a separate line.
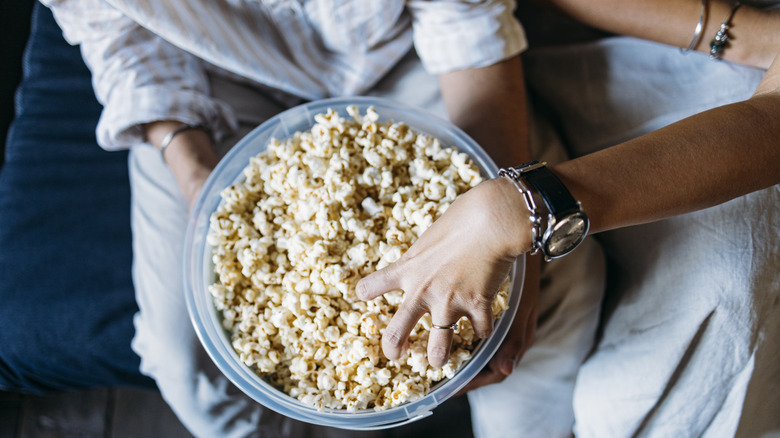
[183, 96, 525, 430]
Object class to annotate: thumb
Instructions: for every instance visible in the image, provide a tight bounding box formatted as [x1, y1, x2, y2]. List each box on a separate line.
[356, 262, 403, 301]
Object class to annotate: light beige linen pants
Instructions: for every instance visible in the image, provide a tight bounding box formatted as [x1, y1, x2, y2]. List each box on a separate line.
[128, 50, 606, 438]
[524, 36, 780, 438]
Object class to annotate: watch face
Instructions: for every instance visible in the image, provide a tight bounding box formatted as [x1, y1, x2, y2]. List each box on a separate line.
[544, 213, 589, 258]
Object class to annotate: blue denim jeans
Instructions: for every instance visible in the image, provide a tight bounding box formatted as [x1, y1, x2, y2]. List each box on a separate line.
[0, 3, 153, 392]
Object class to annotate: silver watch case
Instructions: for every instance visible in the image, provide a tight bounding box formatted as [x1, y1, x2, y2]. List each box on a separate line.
[539, 209, 589, 260]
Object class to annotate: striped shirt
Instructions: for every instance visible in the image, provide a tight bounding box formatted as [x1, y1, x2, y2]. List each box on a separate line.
[42, 0, 527, 150]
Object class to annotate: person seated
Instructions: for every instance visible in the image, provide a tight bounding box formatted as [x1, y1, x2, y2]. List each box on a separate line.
[37, 0, 606, 436]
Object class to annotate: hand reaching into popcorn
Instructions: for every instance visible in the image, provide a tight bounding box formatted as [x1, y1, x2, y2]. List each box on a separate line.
[357, 177, 537, 374]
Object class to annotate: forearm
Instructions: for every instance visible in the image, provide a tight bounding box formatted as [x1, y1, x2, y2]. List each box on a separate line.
[554, 89, 780, 234]
[438, 55, 530, 168]
[544, 0, 780, 68]
[44, 0, 233, 151]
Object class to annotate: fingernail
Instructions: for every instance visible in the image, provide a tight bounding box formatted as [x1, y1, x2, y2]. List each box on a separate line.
[501, 353, 521, 375]
[501, 358, 514, 375]
[355, 285, 367, 300]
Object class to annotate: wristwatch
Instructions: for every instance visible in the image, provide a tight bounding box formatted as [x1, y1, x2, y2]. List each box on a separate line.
[499, 161, 589, 261]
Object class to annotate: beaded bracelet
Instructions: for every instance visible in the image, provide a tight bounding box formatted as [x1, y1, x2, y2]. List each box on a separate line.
[709, 1, 742, 60]
[159, 123, 211, 163]
[682, 0, 708, 53]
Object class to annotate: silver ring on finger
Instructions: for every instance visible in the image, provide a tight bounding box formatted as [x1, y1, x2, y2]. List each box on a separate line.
[432, 322, 458, 331]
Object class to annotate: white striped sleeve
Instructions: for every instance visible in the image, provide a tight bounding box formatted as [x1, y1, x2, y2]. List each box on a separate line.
[41, 0, 236, 150]
[407, 0, 527, 74]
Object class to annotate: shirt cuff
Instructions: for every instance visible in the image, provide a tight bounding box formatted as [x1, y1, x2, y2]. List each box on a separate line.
[412, 0, 527, 74]
[96, 85, 237, 151]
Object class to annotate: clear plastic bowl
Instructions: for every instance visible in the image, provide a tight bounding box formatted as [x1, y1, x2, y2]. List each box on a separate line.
[184, 96, 524, 430]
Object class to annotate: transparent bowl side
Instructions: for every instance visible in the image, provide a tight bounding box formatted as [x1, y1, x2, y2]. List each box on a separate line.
[183, 96, 524, 430]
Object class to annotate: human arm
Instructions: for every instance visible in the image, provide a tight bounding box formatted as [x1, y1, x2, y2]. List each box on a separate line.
[358, 55, 780, 390]
[379, 50, 780, 324]
[359, 0, 780, 384]
[41, 0, 234, 207]
[541, 0, 780, 68]
[143, 122, 218, 209]
[555, 55, 780, 234]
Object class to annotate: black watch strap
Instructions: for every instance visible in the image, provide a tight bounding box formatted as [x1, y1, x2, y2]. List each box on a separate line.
[515, 161, 579, 217]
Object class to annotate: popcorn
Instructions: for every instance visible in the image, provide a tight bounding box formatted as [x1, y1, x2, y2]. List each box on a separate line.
[208, 106, 510, 411]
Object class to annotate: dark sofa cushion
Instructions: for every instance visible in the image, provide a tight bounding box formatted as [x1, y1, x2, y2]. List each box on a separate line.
[0, 2, 153, 392]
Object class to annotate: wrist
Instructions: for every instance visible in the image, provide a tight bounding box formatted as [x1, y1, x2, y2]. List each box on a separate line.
[144, 121, 187, 149]
[172, 137, 218, 206]
[488, 177, 537, 258]
[143, 121, 218, 206]
[498, 161, 590, 261]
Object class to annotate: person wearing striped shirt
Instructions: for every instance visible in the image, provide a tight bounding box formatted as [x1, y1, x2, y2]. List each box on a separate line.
[41, 1, 607, 437]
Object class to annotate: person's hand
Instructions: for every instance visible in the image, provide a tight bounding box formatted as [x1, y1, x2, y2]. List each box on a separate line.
[182, 168, 212, 213]
[356, 177, 533, 368]
[143, 121, 218, 211]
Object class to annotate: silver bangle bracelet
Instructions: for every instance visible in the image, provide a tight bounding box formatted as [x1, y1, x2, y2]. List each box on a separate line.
[682, 0, 708, 53]
[159, 123, 210, 163]
[498, 167, 542, 256]
[709, 1, 742, 60]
